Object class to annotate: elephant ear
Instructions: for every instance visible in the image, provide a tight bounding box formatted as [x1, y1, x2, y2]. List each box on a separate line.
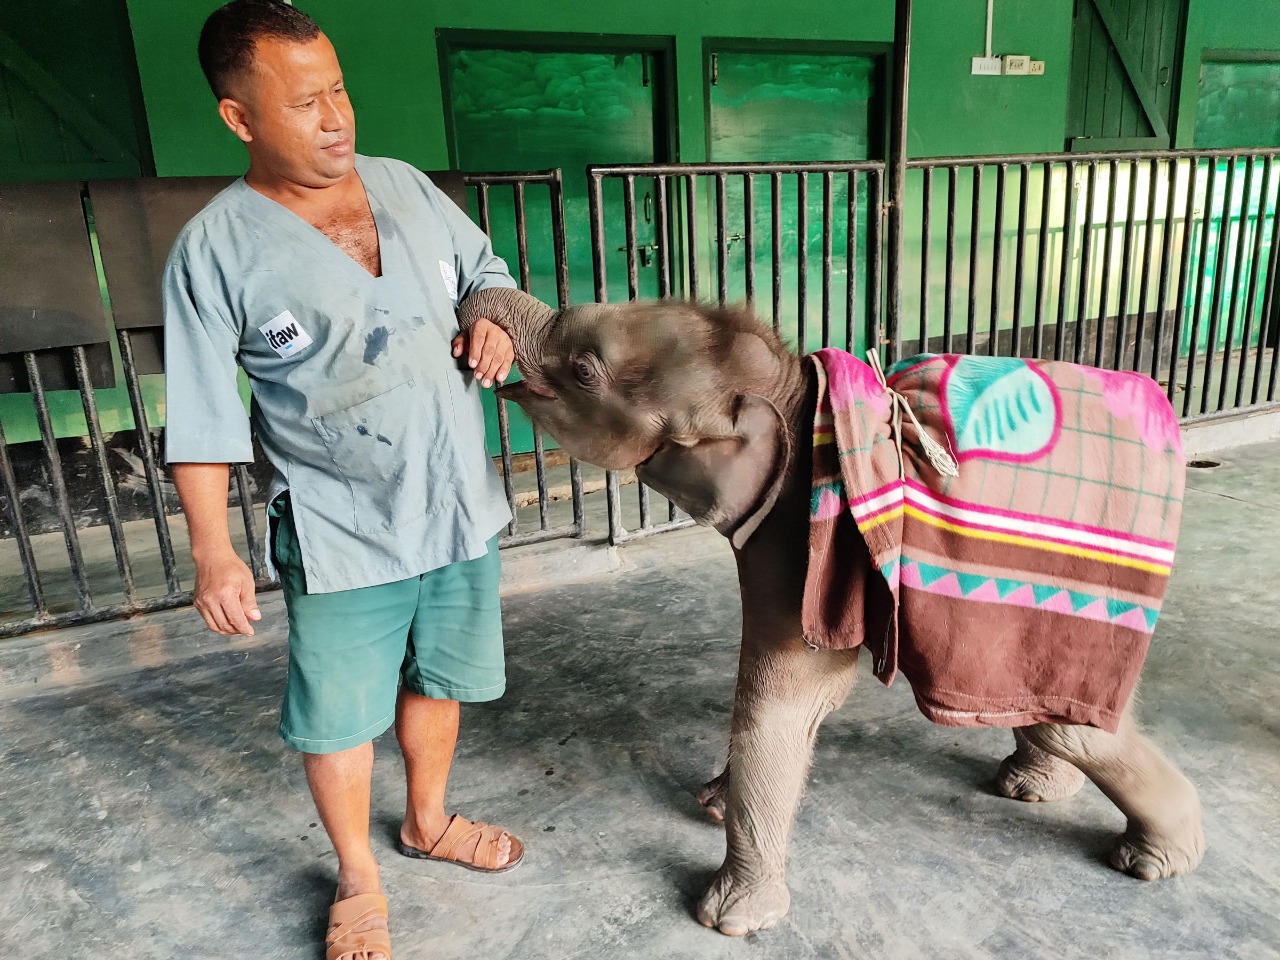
[636, 394, 788, 551]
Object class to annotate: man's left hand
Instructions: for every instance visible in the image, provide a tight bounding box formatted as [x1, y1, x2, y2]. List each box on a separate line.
[452, 318, 514, 388]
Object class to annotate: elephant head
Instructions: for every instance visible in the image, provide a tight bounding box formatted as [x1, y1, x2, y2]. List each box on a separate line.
[458, 288, 809, 549]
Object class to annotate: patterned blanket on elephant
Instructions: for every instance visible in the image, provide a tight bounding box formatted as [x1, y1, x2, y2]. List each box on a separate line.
[802, 349, 1185, 733]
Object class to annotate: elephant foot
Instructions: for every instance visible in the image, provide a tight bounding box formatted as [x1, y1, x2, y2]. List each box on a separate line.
[696, 771, 728, 824]
[696, 868, 790, 936]
[1110, 817, 1206, 881]
[996, 745, 1085, 803]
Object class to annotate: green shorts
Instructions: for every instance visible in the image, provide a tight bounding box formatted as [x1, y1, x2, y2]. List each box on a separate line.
[269, 494, 506, 755]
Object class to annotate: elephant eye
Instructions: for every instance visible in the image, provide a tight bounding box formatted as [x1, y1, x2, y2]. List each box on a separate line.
[571, 356, 597, 386]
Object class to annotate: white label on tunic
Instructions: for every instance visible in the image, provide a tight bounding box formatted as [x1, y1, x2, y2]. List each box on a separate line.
[439, 260, 459, 301]
[259, 310, 314, 359]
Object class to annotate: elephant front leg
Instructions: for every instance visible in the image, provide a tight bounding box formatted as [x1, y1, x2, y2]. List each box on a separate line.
[696, 765, 729, 823]
[697, 641, 858, 936]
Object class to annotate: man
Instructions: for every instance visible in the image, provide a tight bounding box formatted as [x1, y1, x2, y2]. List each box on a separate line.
[164, 3, 525, 957]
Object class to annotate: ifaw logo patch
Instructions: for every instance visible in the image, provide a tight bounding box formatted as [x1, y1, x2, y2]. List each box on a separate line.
[439, 260, 459, 301]
[259, 310, 315, 359]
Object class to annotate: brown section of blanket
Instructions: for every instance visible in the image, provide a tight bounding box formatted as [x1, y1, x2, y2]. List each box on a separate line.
[895, 590, 1150, 732]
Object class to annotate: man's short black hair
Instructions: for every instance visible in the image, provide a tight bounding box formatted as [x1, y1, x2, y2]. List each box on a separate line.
[198, 0, 322, 100]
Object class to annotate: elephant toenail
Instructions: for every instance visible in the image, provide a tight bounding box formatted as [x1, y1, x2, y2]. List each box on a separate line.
[1132, 861, 1160, 881]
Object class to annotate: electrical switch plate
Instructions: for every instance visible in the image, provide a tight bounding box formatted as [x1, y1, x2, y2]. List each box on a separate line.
[1003, 55, 1031, 76]
[971, 56, 1002, 76]
[1028, 60, 1046, 76]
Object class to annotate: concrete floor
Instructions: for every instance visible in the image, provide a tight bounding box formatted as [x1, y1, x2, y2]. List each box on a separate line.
[2, 441, 1279, 959]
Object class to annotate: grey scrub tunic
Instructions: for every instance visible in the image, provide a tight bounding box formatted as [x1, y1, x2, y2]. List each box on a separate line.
[162, 155, 514, 593]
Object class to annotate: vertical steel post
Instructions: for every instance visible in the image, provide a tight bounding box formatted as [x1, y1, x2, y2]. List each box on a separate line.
[884, 0, 913, 363]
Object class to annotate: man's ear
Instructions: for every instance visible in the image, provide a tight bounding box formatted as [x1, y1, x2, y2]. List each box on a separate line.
[218, 98, 253, 144]
[636, 394, 789, 550]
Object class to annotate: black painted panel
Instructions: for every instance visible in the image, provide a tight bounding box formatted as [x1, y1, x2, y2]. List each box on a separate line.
[0, 180, 109, 353]
[88, 176, 236, 331]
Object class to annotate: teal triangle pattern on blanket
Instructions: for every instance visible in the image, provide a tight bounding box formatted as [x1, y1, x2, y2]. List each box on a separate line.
[916, 559, 951, 587]
[1106, 598, 1136, 619]
[1032, 584, 1061, 605]
[996, 580, 1025, 599]
[1069, 591, 1097, 612]
[897, 555, 1160, 634]
[810, 479, 847, 518]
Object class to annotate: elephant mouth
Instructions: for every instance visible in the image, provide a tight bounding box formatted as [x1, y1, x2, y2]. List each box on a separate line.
[496, 377, 556, 401]
[636, 442, 663, 468]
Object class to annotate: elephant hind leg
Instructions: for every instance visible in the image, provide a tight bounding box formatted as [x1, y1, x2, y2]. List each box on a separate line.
[1020, 709, 1205, 880]
[997, 727, 1086, 803]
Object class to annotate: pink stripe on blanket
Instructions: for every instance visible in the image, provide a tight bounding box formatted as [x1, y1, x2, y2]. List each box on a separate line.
[904, 495, 1172, 566]
[847, 482, 900, 510]
[902, 478, 1177, 552]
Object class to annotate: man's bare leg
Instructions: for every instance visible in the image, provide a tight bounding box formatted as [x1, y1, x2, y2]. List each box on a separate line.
[396, 689, 512, 866]
[304, 743, 387, 960]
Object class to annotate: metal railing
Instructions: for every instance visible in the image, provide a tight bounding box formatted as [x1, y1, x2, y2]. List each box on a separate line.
[465, 170, 586, 547]
[0, 170, 584, 636]
[896, 149, 1280, 421]
[587, 160, 885, 543]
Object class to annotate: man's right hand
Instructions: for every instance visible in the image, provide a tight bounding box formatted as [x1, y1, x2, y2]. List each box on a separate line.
[172, 462, 263, 637]
[192, 547, 262, 636]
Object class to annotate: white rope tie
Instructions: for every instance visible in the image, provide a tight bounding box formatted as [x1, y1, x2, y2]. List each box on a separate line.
[866, 350, 959, 480]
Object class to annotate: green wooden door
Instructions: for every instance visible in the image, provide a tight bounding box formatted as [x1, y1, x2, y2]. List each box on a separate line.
[0, 0, 149, 182]
[446, 45, 668, 456]
[707, 48, 881, 355]
[1065, 0, 1186, 150]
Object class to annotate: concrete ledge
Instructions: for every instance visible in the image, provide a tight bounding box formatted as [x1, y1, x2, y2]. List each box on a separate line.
[499, 534, 628, 594]
[1181, 405, 1280, 458]
[0, 528, 704, 702]
[0, 598, 276, 702]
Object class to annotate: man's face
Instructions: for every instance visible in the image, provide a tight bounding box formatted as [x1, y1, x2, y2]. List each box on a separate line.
[221, 33, 356, 187]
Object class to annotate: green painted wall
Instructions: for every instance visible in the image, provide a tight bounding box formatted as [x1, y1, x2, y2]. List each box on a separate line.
[124, 0, 1078, 176]
[1177, 0, 1280, 147]
[909, 0, 1073, 157]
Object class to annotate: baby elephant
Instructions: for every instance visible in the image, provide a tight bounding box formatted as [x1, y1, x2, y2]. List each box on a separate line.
[458, 288, 1205, 936]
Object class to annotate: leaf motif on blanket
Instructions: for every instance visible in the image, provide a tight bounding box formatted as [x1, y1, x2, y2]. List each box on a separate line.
[1082, 367, 1183, 454]
[940, 357, 1061, 462]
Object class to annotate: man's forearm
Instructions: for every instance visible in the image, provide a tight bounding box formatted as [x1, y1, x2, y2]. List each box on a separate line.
[171, 462, 236, 560]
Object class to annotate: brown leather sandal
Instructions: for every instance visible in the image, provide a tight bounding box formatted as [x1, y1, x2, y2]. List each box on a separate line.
[326, 893, 391, 960]
[396, 814, 525, 873]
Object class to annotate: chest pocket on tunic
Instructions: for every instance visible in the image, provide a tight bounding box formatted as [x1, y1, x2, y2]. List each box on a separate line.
[310, 379, 449, 534]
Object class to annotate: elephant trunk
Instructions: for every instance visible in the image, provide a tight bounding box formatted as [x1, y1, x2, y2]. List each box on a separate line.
[456, 287, 559, 392]
[457, 286, 556, 354]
